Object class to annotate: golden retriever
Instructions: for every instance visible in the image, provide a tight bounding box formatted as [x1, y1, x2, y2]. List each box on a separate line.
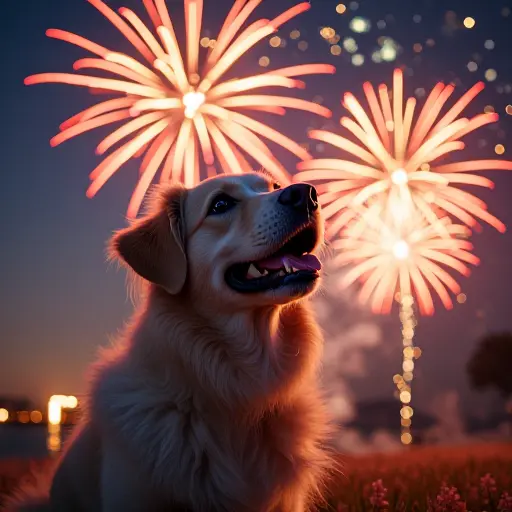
[5, 172, 332, 511]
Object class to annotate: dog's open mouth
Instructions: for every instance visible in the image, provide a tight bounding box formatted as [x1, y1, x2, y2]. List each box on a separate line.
[225, 224, 321, 293]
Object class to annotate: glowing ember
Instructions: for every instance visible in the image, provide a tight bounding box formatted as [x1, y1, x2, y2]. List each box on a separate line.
[25, 0, 335, 217]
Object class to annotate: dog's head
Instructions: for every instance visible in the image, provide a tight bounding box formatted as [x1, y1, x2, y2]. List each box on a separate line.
[111, 172, 324, 311]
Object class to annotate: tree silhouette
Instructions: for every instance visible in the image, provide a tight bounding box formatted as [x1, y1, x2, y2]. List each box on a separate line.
[467, 332, 512, 397]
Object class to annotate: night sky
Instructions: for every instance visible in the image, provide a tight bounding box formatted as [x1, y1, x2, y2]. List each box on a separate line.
[1, 0, 512, 414]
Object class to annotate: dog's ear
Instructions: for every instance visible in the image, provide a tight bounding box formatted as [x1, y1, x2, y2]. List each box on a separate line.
[110, 186, 187, 295]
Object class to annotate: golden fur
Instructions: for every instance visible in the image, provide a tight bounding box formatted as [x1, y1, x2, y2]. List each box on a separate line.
[4, 172, 333, 511]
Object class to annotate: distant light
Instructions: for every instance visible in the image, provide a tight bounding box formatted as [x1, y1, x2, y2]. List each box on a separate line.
[413, 347, 422, 359]
[298, 40, 308, 51]
[391, 168, 409, 186]
[402, 359, 415, 372]
[18, 411, 30, 424]
[426, 38, 435, 47]
[200, 37, 210, 48]
[330, 45, 342, 56]
[371, 50, 383, 63]
[485, 69, 498, 82]
[349, 1, 359, 10]
[413, 14, 422, 23]
[463, 17, 476, 28]
[350, 16, 371, 33]
[376, 20, 386, 29]
[400, 390, 412, 404]
[269, 36, 281, 48]
[0, 408, 8, 422]
[351, 53, 365, 66]
[484, 105, 495, 113]
[381, 44, 397, 62]
[320, 27, 336, 39]
[495, 144, 505, 155]
[65, 396, 78, 409]
[343, 37, 358, 53]
[415, 87, 426, 98]
[259, 56, 270, 67]
[401, 432, 413, 445]
[413, 43, 423, 53]
[400, 406, 414, 420]
[336, 3, 347, 14]
[30, 410, 43, 424]
[484, 39, 495, 50]
[403, 371, 414, 382]
[290, 29, 300, 40]
[312, 95, 324, 104]
[208, 39, 216, 48]
[48, 397, 62, 425]
[467, 61, 478, 72]
[420, 162, 430, 171]
[502, 7, 511, 17]
[328, 34, 341, 44]
[393, 240, 409, 260]
[506, 105, 512, 115]
[457, 293, 467, 304]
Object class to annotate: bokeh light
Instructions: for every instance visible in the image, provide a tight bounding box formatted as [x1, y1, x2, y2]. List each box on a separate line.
[463, 17, 476, 28]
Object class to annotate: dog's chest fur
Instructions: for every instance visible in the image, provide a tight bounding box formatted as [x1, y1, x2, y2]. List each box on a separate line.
[88, 299, 330, 511]
[91, 361, 327, 511]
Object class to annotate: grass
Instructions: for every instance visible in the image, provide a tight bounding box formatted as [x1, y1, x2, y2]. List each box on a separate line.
[1, 443, 511, 510]
[322, 443, 512, 511]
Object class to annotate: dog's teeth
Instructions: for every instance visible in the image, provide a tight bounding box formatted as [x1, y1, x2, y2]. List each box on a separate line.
[261, 269, 269, 276]
[278, 270, 286, 277]
[292, 266, 299, 273]
[284, 261, 292, 274]
[247, 264, 262, 279]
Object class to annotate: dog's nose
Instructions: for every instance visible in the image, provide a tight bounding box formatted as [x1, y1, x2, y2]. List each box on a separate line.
[278, 183, 318, 212]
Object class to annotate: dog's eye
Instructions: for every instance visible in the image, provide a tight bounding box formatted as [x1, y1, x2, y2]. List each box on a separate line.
[273, 182, 281, 190]
[207, 194, 237, 216]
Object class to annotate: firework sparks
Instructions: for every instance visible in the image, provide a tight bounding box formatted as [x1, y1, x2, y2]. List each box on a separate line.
[295, 68, 512, 239]
[331, 206, 479, 316]
[25, 0, 335, 217]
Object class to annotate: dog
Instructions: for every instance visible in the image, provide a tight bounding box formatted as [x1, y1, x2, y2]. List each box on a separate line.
[5, 172, 333, 511]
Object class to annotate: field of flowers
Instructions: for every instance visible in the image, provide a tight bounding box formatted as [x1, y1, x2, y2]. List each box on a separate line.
[1, 443, 511, 511]
[324, 443, 512, 511]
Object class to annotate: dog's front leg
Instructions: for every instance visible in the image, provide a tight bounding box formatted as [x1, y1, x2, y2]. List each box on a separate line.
[50, 422, 102, 512]
[100, 438, 164, 512]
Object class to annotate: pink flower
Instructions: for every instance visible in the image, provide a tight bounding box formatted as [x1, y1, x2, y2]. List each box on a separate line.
[499, 492, 512, 512]
[428, 484, 467, 512]
[369, 479, 389, 510]
[480, 473, 497, 496]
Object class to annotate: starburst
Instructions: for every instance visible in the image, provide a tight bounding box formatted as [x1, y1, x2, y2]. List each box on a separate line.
[295, 68, 512, 239]
[332, 205, 479, 315]
[25, 0, 334, 217]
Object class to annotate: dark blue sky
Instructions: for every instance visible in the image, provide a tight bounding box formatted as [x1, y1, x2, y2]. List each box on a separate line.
[1, 0, 512, 412]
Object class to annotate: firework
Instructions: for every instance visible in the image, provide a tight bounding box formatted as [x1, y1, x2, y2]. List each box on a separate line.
[25, 0, 335, 217]
[331, 206, 479, 316]
[331, 205, 479, 443]
[295, 68, 512, 239]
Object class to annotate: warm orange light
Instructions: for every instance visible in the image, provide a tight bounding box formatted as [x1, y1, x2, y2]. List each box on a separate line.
[463, 17, 476, 28]
[0, 408, 8, 422]
[25, 0, 335, 217]
[30, 411, 43, 424]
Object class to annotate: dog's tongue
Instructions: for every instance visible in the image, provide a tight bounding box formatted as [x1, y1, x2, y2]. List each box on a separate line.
[257, 254, 322, 271]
